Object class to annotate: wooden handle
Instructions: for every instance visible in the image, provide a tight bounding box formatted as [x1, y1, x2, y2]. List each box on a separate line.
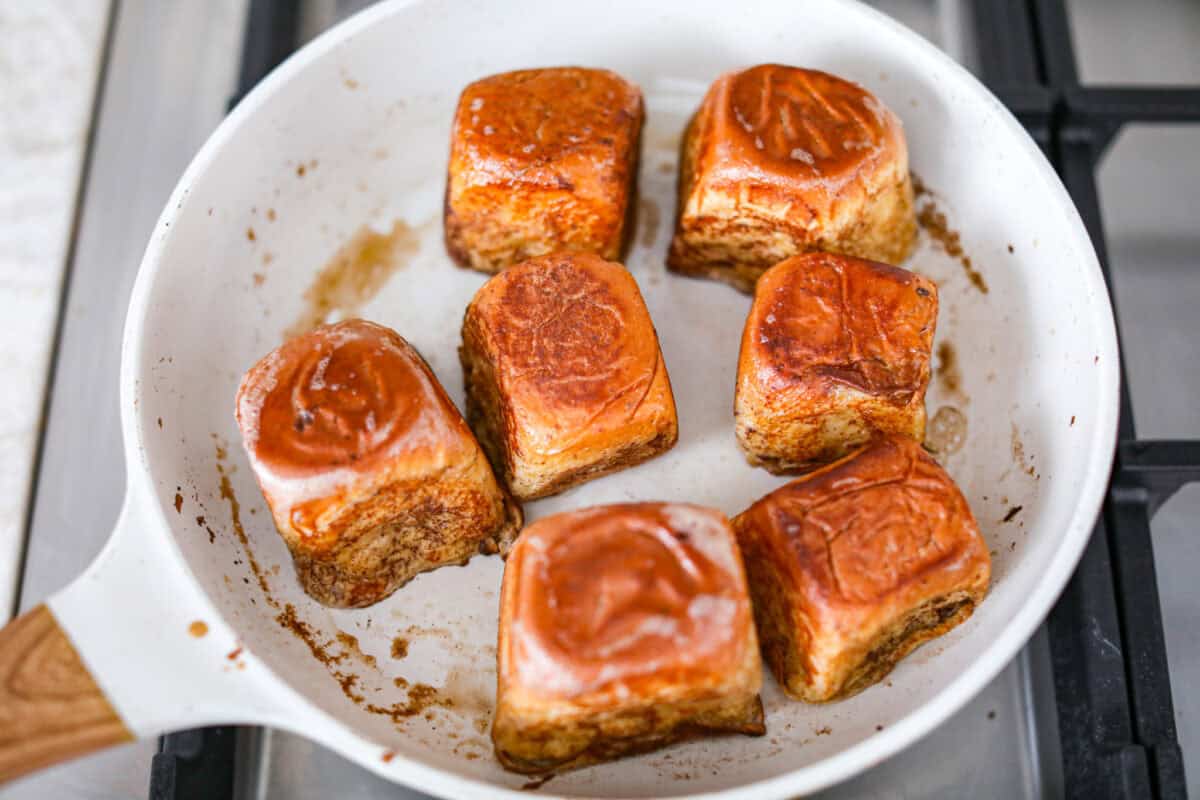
[0, 604, 132, 783]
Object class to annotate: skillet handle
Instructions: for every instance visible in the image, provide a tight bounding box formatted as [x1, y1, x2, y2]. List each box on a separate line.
[0, 491, 296, 786]
[0, 604, 133, 782]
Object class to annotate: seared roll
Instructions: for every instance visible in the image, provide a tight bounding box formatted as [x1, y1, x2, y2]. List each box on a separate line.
[493, 503, 764, 773]
[444, 67, 643, 273]
[460, 252, 677, 500]
[733, 436, 990, 703]
[668, 64, 917, 292]
[235, 319, 520, 608]
[735, 252, 937, 472]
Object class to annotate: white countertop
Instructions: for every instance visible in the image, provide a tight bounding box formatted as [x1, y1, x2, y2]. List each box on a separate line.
[0, 0, 111, 613]
[0, 2, 244, 797]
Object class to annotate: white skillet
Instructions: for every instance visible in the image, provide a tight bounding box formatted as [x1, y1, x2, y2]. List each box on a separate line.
[0, 0, 1118, 797]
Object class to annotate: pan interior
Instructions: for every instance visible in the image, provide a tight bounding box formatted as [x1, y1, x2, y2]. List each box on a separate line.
[128, 1, 1112, 795]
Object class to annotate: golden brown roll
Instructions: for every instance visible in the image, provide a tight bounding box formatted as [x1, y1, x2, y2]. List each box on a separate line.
[444, 67, 643, 274]
[735, 252, 937, 472]
[733, 436, 990, 703]
[493, 503, 764, 773]
[668, 64, 917, 293]
[460, 252, 677, 500]
[234, 319, 520, 608]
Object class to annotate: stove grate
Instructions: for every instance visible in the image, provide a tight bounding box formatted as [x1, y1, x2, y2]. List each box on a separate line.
[977, 1, 1195, 797]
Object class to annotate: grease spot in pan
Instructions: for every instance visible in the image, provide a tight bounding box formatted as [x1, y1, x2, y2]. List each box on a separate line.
[214, 437, 277, 606]
[275, 603, 367, 703]
[285, 220, 420, 339]
[336, 631, 378, 668]
[195, 514, 216, 544]
[1010, 423, 1038, 479]
[935, 342, 963, 396]
[440, 665, 492, 720]
[210, 439, 489, 745]
[364, 682, 453, 723]
[913, 175, 988, 293]
[638, 198, 661, 247]
[924, 405, 967, 459]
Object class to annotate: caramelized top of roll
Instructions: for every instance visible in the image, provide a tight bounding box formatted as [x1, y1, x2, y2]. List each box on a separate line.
[465, 253, 665, 454]
[235, 320, 469, 511]
[450, 67, 642, 199]
[739, 436, 989, 608]
[743, 252, 937, 399]
[697, 64, 905, 194]
[507, 503, 751, 698]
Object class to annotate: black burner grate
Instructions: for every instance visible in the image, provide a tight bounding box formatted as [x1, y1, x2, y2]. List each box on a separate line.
[976, 1, 1196, 797]
[150, 1, 1195, 797]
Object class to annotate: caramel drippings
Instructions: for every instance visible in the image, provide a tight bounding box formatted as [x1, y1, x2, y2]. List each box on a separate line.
[273, 602, 462, 729]
[335, 631, 377, 668]
[917, 201, 988, 293]
[285, 221, 418, 339]
[935, 341, 962, 395]
[364, 683, 453, 723]
[1011, 423, 1038, 478]
[274, 604, 365, 703]
[215, 439, 277, 609]
[638, 198, 661, 247]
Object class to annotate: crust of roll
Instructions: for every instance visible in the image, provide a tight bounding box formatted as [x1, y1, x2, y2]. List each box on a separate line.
[493, 503, 764, 773]
[444, 67, 643, 274]
[287, 457, 522, 608]
[460, 253, 677, 500]
[235, 320, 521, 608]
[668, 64, 917, 292]
[735, 252, 937, 472]
[732, 436, 990, 703]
